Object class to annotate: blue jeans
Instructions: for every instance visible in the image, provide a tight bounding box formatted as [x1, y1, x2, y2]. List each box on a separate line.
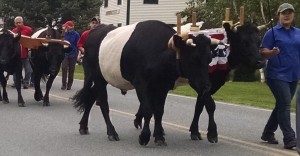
[296, 88, 300, 153]
[263, 78, 296, 144]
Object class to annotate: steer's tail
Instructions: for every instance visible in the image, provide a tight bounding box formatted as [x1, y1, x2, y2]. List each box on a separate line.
[72, 85, 97, 113]
[72, 58, 98, 113]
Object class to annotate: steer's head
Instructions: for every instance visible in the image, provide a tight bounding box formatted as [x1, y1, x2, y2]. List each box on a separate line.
[0, 29, 21, 64]
[32, 27, 71, 76]
[224, 22, 266, 69]
[39, 41, 71, 76]
[169, 33, 212, 97]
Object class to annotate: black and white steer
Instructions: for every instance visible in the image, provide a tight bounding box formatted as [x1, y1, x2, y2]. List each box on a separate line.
[21, 27, 71, 106]
[73, 20, 219, 146]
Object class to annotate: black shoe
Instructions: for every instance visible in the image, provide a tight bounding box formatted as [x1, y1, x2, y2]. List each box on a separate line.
[23, 85, 28, 89]
[61, 86, 66, 90]
[284, 139, 296, 149]
[261, 134, 279, 144]
[67, 87, 71, 90]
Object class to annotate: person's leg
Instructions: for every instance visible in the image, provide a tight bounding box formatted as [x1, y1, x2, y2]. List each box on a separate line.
[61, 57, 68, 90]
[261, 78, 279, 144]
[67, 57, 76, 90]
[266, 79, 296, 148]
[22, 58, 32, 89]
[296, 87, 300, 153]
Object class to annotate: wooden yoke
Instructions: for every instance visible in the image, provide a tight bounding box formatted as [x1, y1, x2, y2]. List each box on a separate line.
[190, 12, 200, 32]
[176, 14, 181, 59]
[239, 6, 244, 25]
[222, 8, 233, 26]
[177, 14, 181, 35]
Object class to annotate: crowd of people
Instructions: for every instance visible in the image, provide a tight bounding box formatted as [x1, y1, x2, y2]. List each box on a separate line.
[9, 16, 99, 91]
[4, 2, 300, 154]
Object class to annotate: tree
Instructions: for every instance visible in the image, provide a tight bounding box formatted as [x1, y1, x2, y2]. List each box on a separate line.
[180, 0, 300, 28]
[0, 0, 102, 33]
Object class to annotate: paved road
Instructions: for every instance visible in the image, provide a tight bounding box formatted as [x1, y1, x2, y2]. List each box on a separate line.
[0, 77, 298, 156]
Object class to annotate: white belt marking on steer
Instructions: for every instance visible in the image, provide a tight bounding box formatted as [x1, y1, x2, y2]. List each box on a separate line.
[31, 28, 48, 38]
[99, 23, 138, 90]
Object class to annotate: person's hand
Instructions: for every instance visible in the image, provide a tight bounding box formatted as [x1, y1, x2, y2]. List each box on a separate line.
[271, 47, 280, 55]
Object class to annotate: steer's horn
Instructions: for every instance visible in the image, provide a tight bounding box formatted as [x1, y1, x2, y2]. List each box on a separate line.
[232, 22, 240, 32]
[42, 43, 49, 47]
[257, 21, 271, 31]
[186, 39, 196, 47]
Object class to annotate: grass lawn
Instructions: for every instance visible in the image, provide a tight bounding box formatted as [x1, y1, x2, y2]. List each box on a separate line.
[73, 65, 297, 112]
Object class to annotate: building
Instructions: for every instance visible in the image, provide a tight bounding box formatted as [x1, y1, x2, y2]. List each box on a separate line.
[99, 0, 190, 26]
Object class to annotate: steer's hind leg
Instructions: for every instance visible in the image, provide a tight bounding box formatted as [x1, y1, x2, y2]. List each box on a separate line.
[134, 84, 154, 146]
[78, 98, 94, 135]
[153, 89, 168, 146]
[205, 95, 218, 143]
[134, 106, 143, 129]
[97, 81, 119, 141]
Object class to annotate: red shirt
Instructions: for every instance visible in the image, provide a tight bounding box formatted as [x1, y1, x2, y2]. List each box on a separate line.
[77, 29, 91, 48]
[12, 25, 32, 58]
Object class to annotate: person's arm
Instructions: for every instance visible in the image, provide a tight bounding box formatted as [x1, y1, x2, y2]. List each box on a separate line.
[260, 28, 280, 58]
[260, 47, 280, 57]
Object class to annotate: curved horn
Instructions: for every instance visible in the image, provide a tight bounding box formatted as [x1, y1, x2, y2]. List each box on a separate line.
[257, 21, 271, 31]
[42, 43, 48, 46]
[186, 39, 196, 47]
[7, 30, 19, 38]
[233, 25, 239, 32]
[257, 24, 267, 31]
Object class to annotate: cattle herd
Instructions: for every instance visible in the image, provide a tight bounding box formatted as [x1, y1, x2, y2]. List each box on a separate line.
[0, 19, 267, 146]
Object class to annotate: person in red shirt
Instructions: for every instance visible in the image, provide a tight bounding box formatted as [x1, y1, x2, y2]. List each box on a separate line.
[12, 16, 33, 89]
[76, 17, 99, 64]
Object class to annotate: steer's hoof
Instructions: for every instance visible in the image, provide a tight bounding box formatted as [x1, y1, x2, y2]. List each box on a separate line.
[79, 129, 89, 135]
[108, 135, 120, 141]
[207, 133, 218, 143]
[155, 140, 167, 146]
[43, 102, 50, 106]
[18, 103, 26, 107]
[139, 135, 150, 146]
[134, 118, 142, 129]
[190, 133, 202, 140]
[3, 100, 9, 104]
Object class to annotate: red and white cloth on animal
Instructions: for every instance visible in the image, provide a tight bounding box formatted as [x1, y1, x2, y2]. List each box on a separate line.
[198, 28, 230, 73]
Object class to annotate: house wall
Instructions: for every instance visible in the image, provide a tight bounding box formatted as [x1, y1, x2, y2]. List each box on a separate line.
[100, 0, 188, 26]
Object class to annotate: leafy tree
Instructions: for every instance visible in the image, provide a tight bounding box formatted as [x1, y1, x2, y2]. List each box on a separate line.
[180, 0, 300, 28]
[0, 0, 102, 33]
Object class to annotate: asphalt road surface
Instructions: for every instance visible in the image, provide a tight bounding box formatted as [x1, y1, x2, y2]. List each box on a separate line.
[0, 76, 298, 156]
